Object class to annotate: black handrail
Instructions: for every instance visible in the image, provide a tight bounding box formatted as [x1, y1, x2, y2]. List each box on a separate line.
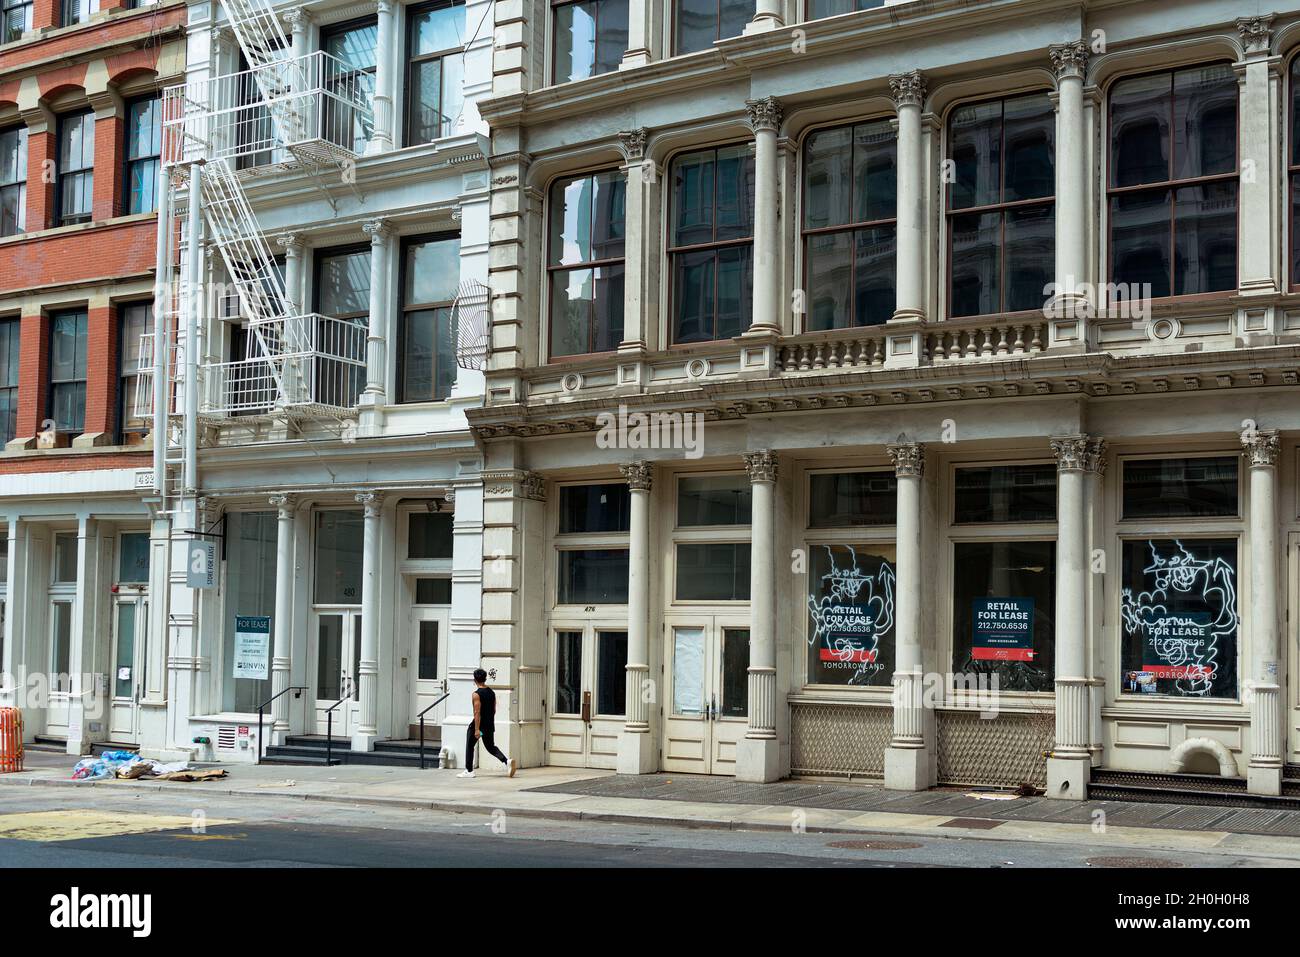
[256, 686, 307, 765]
[418, 692, 451, 770]
[324, 680, 353, 768]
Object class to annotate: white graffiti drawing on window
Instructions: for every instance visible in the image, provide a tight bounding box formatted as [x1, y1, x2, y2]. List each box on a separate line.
[807, 545, 895, 685]
[1120, 540, 1237, 696]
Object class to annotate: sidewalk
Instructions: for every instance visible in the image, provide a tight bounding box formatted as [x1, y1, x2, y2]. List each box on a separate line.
[5, 755, 1300, 863]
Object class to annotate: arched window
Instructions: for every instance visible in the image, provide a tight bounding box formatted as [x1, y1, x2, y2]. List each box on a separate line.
[947, 92, 1056, 318]
[1109, 64, 1238, 299]
[548, 169, 626, 357]
[802, 118, 897, 329]
[668, 144, 754, 343]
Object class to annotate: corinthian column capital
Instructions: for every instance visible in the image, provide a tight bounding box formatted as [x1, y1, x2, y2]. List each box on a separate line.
[744, 97, 783, 135]
[1049, 41, 1089, 82]
[1242, 428, 1280, 468]
[886, 442, 925, 478]
[620, 461, 654, 491]
[1051, 434, 1107, 474]
[743, 449, 778, 484]
[888, 71, 927, 110]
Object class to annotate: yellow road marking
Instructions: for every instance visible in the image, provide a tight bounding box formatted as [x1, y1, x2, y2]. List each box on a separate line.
[0, 809, 240, 842]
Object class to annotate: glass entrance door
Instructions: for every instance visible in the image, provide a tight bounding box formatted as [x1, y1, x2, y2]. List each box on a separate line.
[314, 610, 361, 736]
[545, 623, 628, 769]
[108, 597, 147, 741]
[662, 615, 750, 775]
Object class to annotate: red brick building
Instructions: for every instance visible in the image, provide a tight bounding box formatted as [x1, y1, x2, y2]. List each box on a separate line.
[0, 0, 186, 752]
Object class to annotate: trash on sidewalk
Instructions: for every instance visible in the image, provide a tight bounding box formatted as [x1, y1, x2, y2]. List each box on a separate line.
[255, 779, 297, 788]
[966, 792, 1020, 801]
[71, 753, 227, 783]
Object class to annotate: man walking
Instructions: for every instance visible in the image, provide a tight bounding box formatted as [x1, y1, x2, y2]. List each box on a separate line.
[457, 668, 516, 778]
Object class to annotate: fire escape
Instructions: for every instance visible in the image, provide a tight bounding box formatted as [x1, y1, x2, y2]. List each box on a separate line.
[136, 0, 374, 506]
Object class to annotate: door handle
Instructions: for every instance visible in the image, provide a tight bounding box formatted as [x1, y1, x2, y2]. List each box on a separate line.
[581, 690, 591, 725]
[710, 693, 717, 722]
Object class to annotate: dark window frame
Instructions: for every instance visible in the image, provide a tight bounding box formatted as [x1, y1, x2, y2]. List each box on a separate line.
[806, 0, 884, 19]
[0, 315, 18, 444]
[556, 546, 631, 605]
[404, 0, 466, 146]
[1290, 54, 1300, 290]
[806, 468, 898, 528]
[667, 142, 755, 345]
[47, 307, 88, 436]
[0, 124, 26, 237]
[124, 94, 162, 215]
[1106, 62, 1240, 302]
[557, 481, 632, 535]
[397, 230, 461, 403]
[546, 167, 626, 359]
[2, 0, 33, 44]
[320, 15, 379, 154]
[1118, 453, 1242, 522]
[116, 301, 151, 444]
[946, 90, 1056, 319]
[801, 116, 898, 330]
[56, 109, 95, 226]
[550, 0, 628, 85]
[671, 0, 752, 56]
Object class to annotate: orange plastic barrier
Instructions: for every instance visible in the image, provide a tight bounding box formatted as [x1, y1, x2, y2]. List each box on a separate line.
[0, 707, 22, 773]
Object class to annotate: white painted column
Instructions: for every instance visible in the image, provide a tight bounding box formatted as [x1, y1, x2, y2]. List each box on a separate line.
[744, 98, 782, 336]
[1049, 42, 1089, 316]
[1244, 429, 1282, 795]
[745, 0, 782, 33]
[737, 450, 779, 782]
[889, 72, 926, 323]
[617, 462, 655, 773]
[884, 442, 933, 790]
[1046, 435, 1104, 799]
[353, 490, 383, 751]
[268, 494, 296, 738]
[618, 129, 652, 354]
[367, 0, 395, 153]
[66, 517, 98, 755]
[621, 0, 651, 68]
[362, 217, 391, 408]
[1236, 17, 1280, 295]
[278, 232, 305, 315]
[0, 518, 18, 705]
[286, 8, 311, 62]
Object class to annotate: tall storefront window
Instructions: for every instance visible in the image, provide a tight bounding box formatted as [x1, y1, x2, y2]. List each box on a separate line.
[669, 145, 754, 343]
[553, 0, 628, 84]
[948, 92, 1055, 317]
[673, 0, 752, 55]
[399, 234, 460, 402]
[223, 512, 276, 712]
[952, 540, 1056, 691]
[556, 480, 629, 605]
[677, 474, 750, 525]
[675, 473, 750, 601]
[1120, 538, 1238, 699]
[808, 470, 896, 527]
[1109, 64, 1238, 298]
[807, 543, 895, 686]
[314, 511, 364, 604]
[406, 0, 465, 145]
[954, 464, 1056, 524]
[803, 118, 897, 329]
[548, 169, 625, 357]
[1119, 455, 1239, 700]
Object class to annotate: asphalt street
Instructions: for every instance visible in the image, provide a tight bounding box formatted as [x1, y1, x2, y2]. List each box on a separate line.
[0, 785, 1284, 869]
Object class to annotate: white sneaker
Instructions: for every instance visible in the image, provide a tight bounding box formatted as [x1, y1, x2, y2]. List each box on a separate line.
[456, 770, 475, 778]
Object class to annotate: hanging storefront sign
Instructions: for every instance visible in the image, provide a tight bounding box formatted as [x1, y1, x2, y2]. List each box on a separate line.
[1120, 538, 1238, 698]
[187, 539, 217, 589]
[807, 544, 896, 686]
[232, 615, 271, 681]
[971, 597, 1035, 661]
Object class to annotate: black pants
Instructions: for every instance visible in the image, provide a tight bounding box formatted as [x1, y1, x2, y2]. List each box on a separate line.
[466, 722, 507, 772]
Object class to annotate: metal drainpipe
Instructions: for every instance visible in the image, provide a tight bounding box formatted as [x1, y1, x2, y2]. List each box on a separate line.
[151, 167, 171, 495]
[184, 164, 203, 496]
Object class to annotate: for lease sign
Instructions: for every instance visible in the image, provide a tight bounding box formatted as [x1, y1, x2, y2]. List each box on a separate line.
[972, 597, 1035, 662]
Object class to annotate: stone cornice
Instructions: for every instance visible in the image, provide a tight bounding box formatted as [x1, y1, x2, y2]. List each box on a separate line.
[467, 345, 1300, 441]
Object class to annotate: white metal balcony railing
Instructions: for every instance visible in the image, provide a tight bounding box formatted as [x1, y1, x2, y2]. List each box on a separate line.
[162, 50, 376, 169]
[203, 315, 368, 417]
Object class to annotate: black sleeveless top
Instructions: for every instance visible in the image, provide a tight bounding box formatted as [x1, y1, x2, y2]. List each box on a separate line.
[475, 686, 496, 732]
